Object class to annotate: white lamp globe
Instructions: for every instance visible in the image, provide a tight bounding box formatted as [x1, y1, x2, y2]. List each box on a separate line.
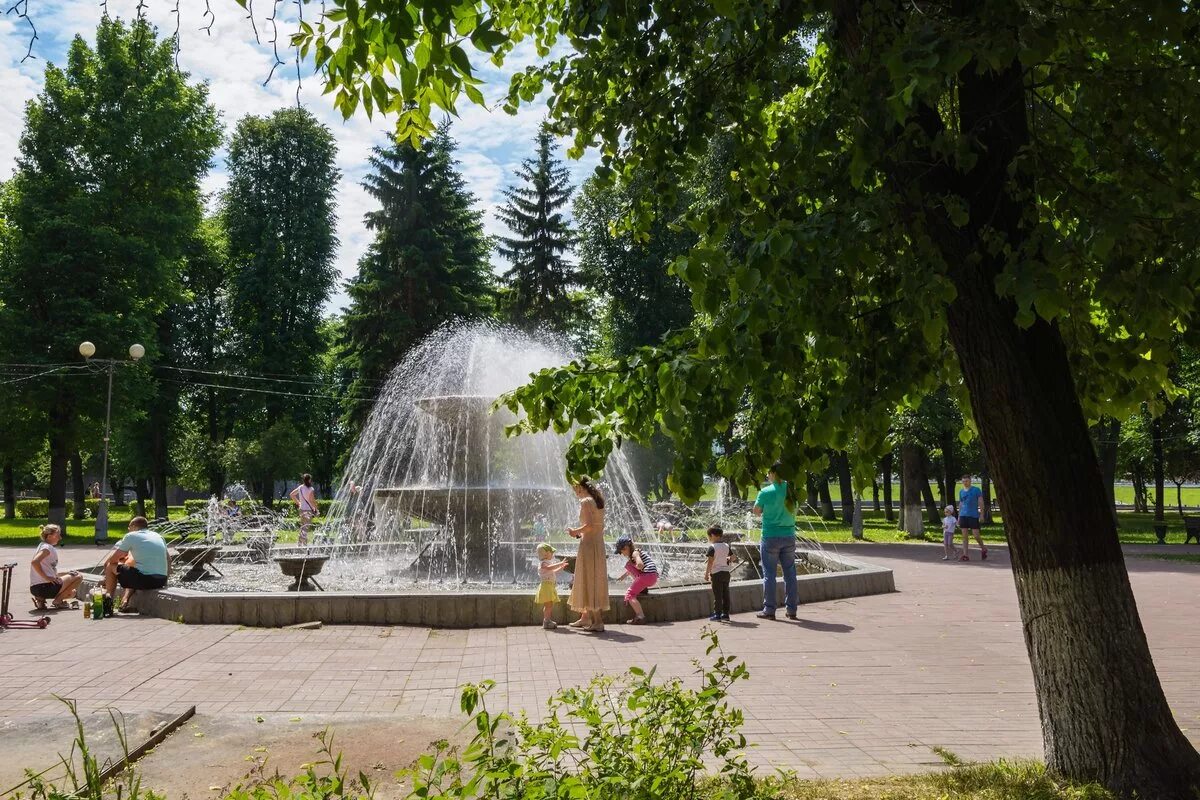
[79, 341, 96, 359]
[129, 343, 145, 361]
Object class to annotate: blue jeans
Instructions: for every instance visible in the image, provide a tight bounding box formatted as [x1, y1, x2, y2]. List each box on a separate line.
[761, 536, 798, 615]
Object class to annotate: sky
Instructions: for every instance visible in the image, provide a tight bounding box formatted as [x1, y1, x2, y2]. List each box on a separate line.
[0, 0, 597, 311]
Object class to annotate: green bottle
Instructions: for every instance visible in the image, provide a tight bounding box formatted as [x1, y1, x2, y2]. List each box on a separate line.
[92, 590, 104, 620]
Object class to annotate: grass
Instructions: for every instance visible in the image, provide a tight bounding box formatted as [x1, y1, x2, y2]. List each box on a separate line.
[1128, 553, 1200, 565]
[704, 481, 1200, 508]
[691, 509, 1193, 546]
[0, 507, 320, 548]
[2, 505, 1194, 549]
[763, 758, 1114, 799]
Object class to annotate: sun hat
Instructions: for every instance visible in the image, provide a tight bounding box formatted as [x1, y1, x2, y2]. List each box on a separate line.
[614, 536, 633, 554]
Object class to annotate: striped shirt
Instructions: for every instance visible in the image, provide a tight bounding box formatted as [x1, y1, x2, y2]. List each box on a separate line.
[634, 549, 658, 574]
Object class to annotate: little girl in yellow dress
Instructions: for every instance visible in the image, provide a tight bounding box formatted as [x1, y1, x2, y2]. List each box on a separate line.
[535, 543, 569, 630]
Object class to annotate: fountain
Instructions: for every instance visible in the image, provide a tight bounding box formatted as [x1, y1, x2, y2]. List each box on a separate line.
[73, 323, 896, 625]
[325, 323, 652, 585]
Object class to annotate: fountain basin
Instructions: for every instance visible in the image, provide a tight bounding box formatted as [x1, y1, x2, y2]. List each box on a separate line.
[275, 556, 329, 591]
[74, 549, 893, 627]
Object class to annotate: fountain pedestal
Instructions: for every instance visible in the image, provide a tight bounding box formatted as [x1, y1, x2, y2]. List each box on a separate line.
[372, 395, 571, 580]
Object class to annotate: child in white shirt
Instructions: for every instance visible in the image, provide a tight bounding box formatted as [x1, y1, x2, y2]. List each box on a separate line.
[941, 505, 959, 561]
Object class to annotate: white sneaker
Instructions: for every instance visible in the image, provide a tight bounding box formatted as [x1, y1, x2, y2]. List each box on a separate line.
[542, 619, 557, 630]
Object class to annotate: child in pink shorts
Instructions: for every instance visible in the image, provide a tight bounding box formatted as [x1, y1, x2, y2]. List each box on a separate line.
[615, 536, 657, 624]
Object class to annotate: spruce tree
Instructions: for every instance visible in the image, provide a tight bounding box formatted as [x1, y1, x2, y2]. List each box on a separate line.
[341, 123, 492, 438]
[495, 126, 578, 332]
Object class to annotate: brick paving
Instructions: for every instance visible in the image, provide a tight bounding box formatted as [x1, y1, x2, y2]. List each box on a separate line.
[1, 542, 1198, 783]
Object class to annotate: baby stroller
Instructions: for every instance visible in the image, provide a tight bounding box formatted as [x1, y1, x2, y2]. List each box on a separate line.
[1, 562, 51, 629]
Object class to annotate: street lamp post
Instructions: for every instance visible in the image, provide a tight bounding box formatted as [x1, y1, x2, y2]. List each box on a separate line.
[80, 341, 145, 545]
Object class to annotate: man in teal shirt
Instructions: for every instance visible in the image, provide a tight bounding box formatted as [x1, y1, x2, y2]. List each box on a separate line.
[753, 462, 798, 620]
[102, 516, 169, 611]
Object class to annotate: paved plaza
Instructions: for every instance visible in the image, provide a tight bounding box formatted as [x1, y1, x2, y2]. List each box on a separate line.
[2, 542, 1198, 795]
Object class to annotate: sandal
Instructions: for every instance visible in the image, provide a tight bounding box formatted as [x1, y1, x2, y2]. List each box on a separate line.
[981, 548, 989, 560]
[959, 555, 970, 562]
[584, 624, 606, 633]
[568, 618, 589, 628]
[32, 597, 47, 610]
[51, 600, 73, 610]
[627, 616, 645, 625]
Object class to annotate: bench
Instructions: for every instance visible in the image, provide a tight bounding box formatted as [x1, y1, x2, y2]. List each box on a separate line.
[1185, 516, 1200, 546]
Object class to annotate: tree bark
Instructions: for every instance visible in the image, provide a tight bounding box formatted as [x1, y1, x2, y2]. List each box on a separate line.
[817, 475, 835, 521]
[900, 443, 924, 538]
[134, 478, 149, 518]
[919, 466, 940, 525]
[805, 474, 820, 511]
[109, 476, 124, 507]
[1152, 416, 1165, 523]
[834, 451, 854, 525]
[926, 50, 1200, 797]
[1131, 469, 1147, 513]
[871, 477, 880, 511]
[70, 450, 86, 520]
[882, 451, 895, 522]
[941, 432, 957, 510]
[3, 462, 14, 520]
[1096, 417, 1120, 528]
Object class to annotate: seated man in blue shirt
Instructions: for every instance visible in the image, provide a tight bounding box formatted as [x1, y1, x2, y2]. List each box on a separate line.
[102, 516, 169, 611]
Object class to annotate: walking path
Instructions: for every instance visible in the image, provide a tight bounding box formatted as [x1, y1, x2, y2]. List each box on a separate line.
[1, 542, 1197, 792]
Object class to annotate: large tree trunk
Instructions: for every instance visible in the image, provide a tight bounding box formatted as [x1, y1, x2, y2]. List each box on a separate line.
[833, 451, 854, 525]
[134, 478, 149, 518]
[899, 443, 924, 538]
[805, 474, 820, 511]
[1152, 416, 1165, 522]
[816, 475, 835, 521]
[70, 450, 86, 520]
[871, 476, 879, 511]
[929, 50, 1200, 797]
[109, 476, 125, 507]
[941, 432, 957, 510]
[881, 451, 894, 522]
[1096, 417, 1120, 528]
[919, 461, 940, 525]
[3, 462, 14, 520]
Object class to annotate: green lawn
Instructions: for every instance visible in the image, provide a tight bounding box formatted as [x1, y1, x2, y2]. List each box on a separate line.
[2, 504, 1192, 549]
[702, 481, 1200, 509]
[0, 507, 316, 548]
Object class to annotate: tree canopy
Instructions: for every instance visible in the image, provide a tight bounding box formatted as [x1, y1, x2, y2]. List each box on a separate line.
[290, 1, 1200, 795]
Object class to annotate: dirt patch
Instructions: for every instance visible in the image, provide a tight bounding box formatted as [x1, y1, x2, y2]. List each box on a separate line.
[132, 714, 463, 800]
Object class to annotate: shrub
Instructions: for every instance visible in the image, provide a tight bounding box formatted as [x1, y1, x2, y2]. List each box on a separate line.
[403, 629, 763, 800]
[16, 499, 49, 519]
[17, 499, 157, 520]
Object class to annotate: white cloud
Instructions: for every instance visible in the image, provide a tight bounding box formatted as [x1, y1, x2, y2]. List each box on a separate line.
[2, 2, 599, 312]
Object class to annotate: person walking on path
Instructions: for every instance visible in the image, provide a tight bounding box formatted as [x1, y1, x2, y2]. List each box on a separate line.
[290, 474, 319, 546]
[29, 524, 83, 609]
[566, 478, 608, 633]
[957, 474, 988, 561]
[705, 525, 733, 621]
[754, 462, 798, 620]
[941, 505, 960, 561]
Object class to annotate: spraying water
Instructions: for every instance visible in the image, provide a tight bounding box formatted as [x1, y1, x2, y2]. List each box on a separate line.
[323, 322, 654, 585]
